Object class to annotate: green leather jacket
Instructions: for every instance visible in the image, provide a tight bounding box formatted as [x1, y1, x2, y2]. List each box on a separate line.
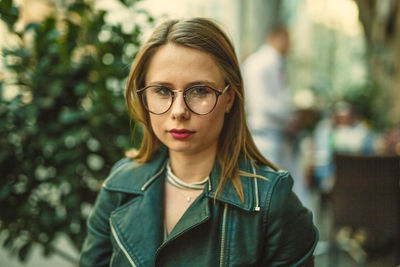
[80, 148, 318, 266]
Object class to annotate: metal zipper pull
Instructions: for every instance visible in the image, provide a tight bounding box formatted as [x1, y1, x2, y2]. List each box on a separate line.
[220, 203, 228, 267]
[251, 163, 261, 211]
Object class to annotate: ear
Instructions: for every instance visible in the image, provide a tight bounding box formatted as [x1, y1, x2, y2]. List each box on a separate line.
[225, 88, 235, 112]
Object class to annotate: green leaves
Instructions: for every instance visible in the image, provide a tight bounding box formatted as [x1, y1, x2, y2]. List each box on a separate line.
[0, 0, 153, 263]
[18, 242, 32, 262]
[0, 0, 19, 31]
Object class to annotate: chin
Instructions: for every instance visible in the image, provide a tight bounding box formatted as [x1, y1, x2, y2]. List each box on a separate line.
[165, 140, 204, 155]
[166, 143, 195, 153]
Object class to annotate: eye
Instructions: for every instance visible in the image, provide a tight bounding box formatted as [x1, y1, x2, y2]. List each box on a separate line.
[147, 86, 172, 97]
[189, 86, 212, 97]
[155, 86, 171, 96]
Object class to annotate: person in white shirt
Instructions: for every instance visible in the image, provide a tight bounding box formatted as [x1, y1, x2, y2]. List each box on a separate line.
[243, 26, 292, 168]
[243, 27, 313, 209]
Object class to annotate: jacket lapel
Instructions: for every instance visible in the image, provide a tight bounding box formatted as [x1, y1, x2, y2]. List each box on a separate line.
[205, 156, 256, 211]
[164, 192, 211, 242]
[109, 172, 165, 267]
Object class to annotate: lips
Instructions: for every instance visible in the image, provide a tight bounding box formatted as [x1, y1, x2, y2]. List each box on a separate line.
[168, 128, 195, 140]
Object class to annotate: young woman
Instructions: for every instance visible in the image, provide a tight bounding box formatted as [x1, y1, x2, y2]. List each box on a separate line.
[80, 18, 318, 267]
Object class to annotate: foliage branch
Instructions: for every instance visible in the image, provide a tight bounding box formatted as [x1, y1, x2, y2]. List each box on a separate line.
[0, 0, 152, 262]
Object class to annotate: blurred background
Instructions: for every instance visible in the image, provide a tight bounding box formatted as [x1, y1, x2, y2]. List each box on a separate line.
[0, 0, 399, 266]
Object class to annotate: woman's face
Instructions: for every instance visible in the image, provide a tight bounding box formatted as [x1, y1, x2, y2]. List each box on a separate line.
[144, 43, 234, 157]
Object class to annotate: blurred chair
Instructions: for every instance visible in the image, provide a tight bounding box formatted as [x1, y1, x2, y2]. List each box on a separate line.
[330, 154, 400, 265]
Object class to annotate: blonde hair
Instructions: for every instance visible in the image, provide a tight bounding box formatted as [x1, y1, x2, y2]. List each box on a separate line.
[126, 18, 277, 202]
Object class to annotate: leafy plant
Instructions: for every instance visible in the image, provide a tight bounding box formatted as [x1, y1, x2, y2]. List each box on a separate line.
[0, 0, 153, 262]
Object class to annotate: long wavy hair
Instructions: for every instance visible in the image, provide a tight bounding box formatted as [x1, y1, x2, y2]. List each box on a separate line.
[125, 18, 277, 202]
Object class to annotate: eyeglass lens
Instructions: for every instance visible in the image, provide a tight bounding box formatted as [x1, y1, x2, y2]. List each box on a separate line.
[142, 85, 217, 115]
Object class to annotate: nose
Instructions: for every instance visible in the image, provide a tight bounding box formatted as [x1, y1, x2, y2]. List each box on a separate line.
[170, 92, 190, 120]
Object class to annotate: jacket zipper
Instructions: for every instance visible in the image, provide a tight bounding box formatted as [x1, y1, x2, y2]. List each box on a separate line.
[220, 203, 228, 267]
[109, 220, 138, 267]
[251, 163, 261, 211]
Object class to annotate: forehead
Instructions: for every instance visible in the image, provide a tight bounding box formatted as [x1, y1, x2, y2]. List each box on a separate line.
[145, 43, 224, 86]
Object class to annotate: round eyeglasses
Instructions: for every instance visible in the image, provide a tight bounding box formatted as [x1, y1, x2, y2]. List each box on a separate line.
[137, 84, 230, 115]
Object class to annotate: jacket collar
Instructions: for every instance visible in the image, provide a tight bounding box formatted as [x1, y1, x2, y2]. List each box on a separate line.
[103, 145, 257, 211]
[205, 156, 256, 211]
[102, 145, 169, 194]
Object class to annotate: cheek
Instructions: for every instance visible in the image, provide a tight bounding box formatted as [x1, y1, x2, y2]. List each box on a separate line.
[203, 108, 226, 135]
[149, 115, 164, 137]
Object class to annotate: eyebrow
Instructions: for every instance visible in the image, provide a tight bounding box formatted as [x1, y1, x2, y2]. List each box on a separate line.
[148, 80, 218, 88]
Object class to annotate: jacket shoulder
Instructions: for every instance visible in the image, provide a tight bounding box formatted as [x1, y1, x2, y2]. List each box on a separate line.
[255, 165, 293, 191]
[252, 165, 298, 217]
[102, 153, 167, 194]
[102, 158, 143, 193]
[110, 157, 135, 173]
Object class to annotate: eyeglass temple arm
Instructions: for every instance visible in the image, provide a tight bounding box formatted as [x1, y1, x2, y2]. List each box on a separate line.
[222, 84, 230, 93]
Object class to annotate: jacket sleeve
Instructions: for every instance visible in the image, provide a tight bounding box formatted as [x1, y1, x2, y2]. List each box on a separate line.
[79, 160, 126, 267]
[261, 171, 318, 266]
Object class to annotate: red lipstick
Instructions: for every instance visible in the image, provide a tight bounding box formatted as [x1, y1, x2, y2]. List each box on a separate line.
[168, 128, 195, 140]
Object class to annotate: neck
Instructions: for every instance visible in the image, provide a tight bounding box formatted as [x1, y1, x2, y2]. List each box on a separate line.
[168, 145, 217, 184]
